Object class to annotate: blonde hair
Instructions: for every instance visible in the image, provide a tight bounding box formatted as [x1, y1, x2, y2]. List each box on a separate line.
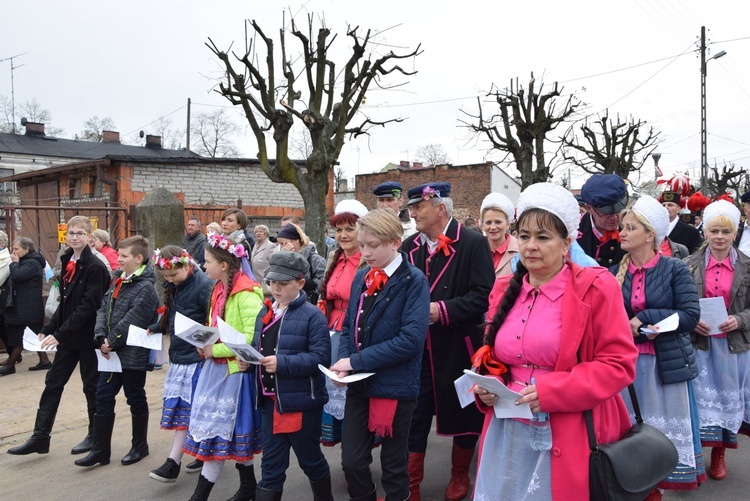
[614, 210, 658, 286]
[67, 215, 93, 233]
[358, 208, 403, 242]
[288, 222, 310, 247]
[91, 229, 111, 245]
[704, 214, 737, 233]
[206, 222, 222, 234]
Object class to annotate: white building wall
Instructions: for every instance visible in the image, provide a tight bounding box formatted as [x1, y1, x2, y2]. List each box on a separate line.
[489, 166, 522, 204]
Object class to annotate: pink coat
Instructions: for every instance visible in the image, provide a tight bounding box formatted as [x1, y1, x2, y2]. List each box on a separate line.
[478, 262, 637, 499]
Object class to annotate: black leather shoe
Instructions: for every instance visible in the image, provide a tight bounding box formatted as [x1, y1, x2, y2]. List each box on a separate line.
[29, 362, 52, 371]
[0, 364, 15, 376]
[186, 459, 204, 473]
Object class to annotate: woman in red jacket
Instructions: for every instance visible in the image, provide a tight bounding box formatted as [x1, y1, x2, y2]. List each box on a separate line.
[472, 183, 637, 499]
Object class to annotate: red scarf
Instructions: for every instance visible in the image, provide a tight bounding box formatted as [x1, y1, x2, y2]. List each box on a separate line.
[112, 277, 125, 299]
[435, 234, 454, 256]
[262, 298, 275, 325]
[365, 268, 388, 296]
[471, 345, 508, 377]
[369, 398, 398, 438]
[598, 231, 621, 244]
[63, 260, 77, 282]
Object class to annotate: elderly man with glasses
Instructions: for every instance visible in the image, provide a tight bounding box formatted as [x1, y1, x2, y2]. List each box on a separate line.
[577, 174, 630, 266]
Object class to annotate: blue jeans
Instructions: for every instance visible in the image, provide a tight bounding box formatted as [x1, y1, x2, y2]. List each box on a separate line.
[95, 369, 148, 416]
[258, 397, 330, 491]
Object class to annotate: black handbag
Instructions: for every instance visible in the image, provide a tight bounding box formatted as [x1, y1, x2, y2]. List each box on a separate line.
[0, 278, 14, 313]
[586, 385, 679, 501]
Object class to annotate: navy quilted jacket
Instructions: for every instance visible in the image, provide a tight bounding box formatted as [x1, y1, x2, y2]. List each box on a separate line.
[610, 255, 700, 384]
[253, 291, 330, 413]
[338, 253, 430, 400]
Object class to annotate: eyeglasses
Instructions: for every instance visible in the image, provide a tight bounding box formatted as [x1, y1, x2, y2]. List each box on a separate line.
[67, 231, 88, 238]
[590, 206, 619, 218]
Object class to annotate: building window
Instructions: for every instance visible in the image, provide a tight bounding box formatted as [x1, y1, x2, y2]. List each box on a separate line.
[68, 177, 82, 198]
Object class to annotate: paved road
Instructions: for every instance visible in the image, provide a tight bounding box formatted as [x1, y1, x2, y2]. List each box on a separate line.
[2, 352, 748, 500]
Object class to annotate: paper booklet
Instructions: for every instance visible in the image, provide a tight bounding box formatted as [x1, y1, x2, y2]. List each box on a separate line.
[96, 349, 122, 372]
[174, 312, 219, 348]
[126, 324, 163, 351]
[23, 327, 57, 352]
[217, 317, 263, 364]
[460, 369, 533, 419]
[318, 364, 374, 383]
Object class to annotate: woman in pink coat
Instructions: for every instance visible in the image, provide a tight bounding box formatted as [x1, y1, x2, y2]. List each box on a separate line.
[471, 183, 638, 500]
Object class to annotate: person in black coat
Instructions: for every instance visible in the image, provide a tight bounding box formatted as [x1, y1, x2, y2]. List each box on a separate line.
[401, 182, 494, 501]
[7, 216, 111, 457]
[661, 190, 703, 253]
[0, 238, 49, 376]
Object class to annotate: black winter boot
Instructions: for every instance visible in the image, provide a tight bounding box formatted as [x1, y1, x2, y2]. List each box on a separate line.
[254, 486, 283, 501]
[226, 462, 257, 501]
[71, 408, 95, 454]
[310, 475, 333, 501]
[74, 414, 115, 467]
[121, 413, 149, 465]
[7, 409, 56, 455]
[189, 475, 215, 501]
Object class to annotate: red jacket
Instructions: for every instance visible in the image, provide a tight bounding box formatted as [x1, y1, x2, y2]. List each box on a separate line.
[478, 262, 637, 499]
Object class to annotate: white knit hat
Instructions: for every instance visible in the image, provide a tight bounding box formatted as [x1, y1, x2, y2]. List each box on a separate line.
[516, 183, 580, 238]
[703, 199, 741, 231]
[480, 193, 515, 222]
[334, 199, 368, 219]
[631, 195, 670, 244]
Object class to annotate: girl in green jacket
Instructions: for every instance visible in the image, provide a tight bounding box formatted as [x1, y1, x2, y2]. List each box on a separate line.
[184, 232, 264, 501]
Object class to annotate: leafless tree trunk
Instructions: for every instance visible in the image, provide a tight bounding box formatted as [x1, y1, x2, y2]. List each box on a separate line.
[708, 161, 745, 197]
[206, 13, 421, 251]
[415, 143, 451, 166]
[461, 73, 580, 189]
[562, 111, 660, 180]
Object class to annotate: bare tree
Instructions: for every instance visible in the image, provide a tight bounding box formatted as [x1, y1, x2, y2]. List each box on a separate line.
[80, 116, 117, 142]
[153, 116, 185, 150]
[190, 108, 241, 158]
[0, 96, 64, 135]
[289, 128, 313, 159]
[707, 160, 745, 197]
[561, 111, 660, 180]
[461, 73, 580, 189]
[415, 143, 451, 166]
[206, 13, 422, 250]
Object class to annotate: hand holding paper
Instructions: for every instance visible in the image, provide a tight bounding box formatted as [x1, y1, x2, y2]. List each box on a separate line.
[23, 327, 57, 352]
[318, 364, 374, 384]
[96, 349, 122, 372]
[461, 369, 533, 419]
[127, 325, 163, 350]
[640, 312, 680, 334]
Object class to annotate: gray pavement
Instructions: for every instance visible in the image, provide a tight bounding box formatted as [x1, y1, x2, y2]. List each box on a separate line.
[1, 351, 748, 500]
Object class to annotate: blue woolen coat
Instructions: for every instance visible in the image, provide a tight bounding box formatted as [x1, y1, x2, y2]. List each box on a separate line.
[253, 291, 330, 413]
[610, 255, 700, 384]
[338, 253, 430, 400]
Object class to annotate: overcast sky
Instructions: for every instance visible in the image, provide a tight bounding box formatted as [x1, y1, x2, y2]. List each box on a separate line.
[2, 0, 748, 189]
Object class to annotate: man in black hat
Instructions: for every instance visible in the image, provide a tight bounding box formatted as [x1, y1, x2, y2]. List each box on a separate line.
[401, 181, 494, 501]
[660, 191, 703, 253]
[735, 190, 750, 256]
[372, 181, 416, 239]
[577, 174, 629, 266]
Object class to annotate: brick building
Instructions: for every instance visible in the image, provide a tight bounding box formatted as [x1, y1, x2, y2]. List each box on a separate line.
[355, 161, 521, 222]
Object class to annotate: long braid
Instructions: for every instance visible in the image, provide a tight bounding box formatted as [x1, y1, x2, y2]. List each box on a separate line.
[223, 258, 241, 318]
[484, 262, 528, 348]
[319, 246, 345, 302]
[159, 284, 172, 333]
[615, 253, 632, 286]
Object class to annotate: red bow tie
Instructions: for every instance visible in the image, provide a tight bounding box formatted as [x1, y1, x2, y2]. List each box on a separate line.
[262, 298, 275, 325]
[112, 277, 125, 299]
[598, 231, 621, 244]
[435, 234, 454, 256]
[365, 268, 388, 296]
[63, 260, 77, 282]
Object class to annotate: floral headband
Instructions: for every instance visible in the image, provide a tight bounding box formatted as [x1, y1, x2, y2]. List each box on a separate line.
[422, 186, 442, 201]
[152, 248, 192, 270]
[206, 231, 247, 259]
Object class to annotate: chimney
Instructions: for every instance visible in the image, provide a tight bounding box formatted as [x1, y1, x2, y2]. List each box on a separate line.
[102, 130, 120, 143]
[145, 135, 162, 149]
[24, 121, 45, 136]
[339, 179, 349, 192]
[413, 162, 423, 168]
[399, 160, 410, 167]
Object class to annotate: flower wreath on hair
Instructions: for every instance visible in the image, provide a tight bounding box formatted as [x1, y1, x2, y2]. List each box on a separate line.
[152, 248, 192, 270]
[422, 186, 442, 201]
[206, 231, 247, 259]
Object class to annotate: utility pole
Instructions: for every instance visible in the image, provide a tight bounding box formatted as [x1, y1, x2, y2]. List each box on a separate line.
[186, 98, 191, 156]
[700, 26, 727, 194]
[0, 53, 27, 133]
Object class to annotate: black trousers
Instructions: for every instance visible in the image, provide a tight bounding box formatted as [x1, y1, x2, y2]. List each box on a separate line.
[95, 369, 148, 416]
[341, 385, 417, 500]
[37, 346, 98, 428]
[408, 353, 478, 453]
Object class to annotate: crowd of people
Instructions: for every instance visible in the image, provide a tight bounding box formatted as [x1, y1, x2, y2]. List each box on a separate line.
[3, 174, 750, 501]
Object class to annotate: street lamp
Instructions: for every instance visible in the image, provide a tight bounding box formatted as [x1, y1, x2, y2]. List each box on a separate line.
[700, 25, 727, 193]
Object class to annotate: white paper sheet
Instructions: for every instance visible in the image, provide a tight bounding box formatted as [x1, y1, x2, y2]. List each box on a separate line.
[22, 327, 57, 352]
[462, 369, 533, 419]
[318, 364, 375, 383]
[640, 312, 680, 334]
[126, 325, 163, 350]
[699, 297, 729, 335]
[174, 312, 219, 348]
[454, 373, 478, 409]
[96, 350, 122, 372]
[217, 317, 246, 344]
[223, 341, 264, 364]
